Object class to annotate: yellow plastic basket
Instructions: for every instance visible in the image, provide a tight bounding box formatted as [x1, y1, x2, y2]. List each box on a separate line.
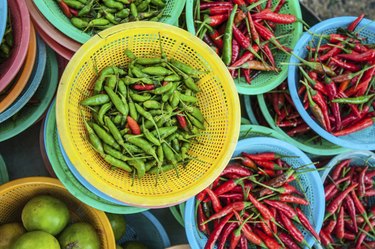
[0, 177, 115, 249]
[56, 22, 240, 208]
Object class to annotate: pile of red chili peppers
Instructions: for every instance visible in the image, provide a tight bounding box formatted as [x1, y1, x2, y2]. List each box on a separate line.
[194, 0, 298, 84]
[196, 151, 320, 249]
[321, 160, 375, 249]
[298, 14, 375, 137]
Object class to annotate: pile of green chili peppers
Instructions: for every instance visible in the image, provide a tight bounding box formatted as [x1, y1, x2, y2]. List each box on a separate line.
[58, 0, 167, 34]
[0, 13, 14, 63]
[80, 49, 206, 179]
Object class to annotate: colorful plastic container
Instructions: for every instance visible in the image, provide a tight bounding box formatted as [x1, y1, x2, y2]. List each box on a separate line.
[0, 0, 7, 43]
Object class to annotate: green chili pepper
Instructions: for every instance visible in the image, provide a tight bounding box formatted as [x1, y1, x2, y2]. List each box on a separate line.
[71, 17, 89, 29]
[112, 114, 122, 125]
[151, 0, 166, 7]
[177, 92, 197, 103]
[103, 0, 124, 10]
[104, 86, 128, 115]
[222, 5, 238, 65]
[105, 75, 117, 89]
[170, 94, 180, 108]
[162, 83, 177, 102]
[145, 160, 157, 171]
[124, 49, 136, 60]
[103, 144, 131, 161]
[80, 94, 110, 106]
[131, 66, 149, 78]
[169, 59, 203, 76]
[149, 11, 163, 21]
[143, 100, 161, 109]
[116, 8, 130, 18]
[103, 10, 119, 24]
[130, 3, 138, 20]
[186, 113, 205, 130]
[164, 74, 181, 82]
[123, 143, 143, 154]
[104, 116, 127, 147]
[102, 154, 132, 172]
[148, 164, 174, 174]
[183, 76, 200, 92]
[181, 142, 191, 160]
[128, 159, 146, 178]
[184, 106, 204, 123]
[149, 110, 163, 115]
[136, 57, 165, 65]
[137, 0, 151, 12]
[76, 0, 88, 4]
[94, 66, 124, 94]
[64, 0, 84, 9]
[125, 136, 158, 161]
[162, 143, 177, 166]
[142, 121, 161, 146]
[82, 115, 104, 155]
[118, 79, 127, 96]
[172, 138, 180, 152]
[98, 102, 112, 125]
[130, 92, 152, 102]
[152, 126, 178, 139]
[91, 122, 121, 150]
[123, 76, 153, 85]
[89, 18, 110, 27]
[332, 94, 375, 104]
[128, 98, 138, 121]
[157, 146, 164, 164]
[117, 0, 131, 4]
[141, 66, 172, 76]
[153, 82, 174, 95]
[78, 0, 93, 16]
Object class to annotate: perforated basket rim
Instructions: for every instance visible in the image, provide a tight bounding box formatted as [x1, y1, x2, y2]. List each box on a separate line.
[257, 94, 351, 155]
[320, 150, 375, 182]
[184, 137, 325, 248]
[34, 0, 186, 44]
[0, 0, 7, 47]
[185, 0, 303, 95]
[0, 31, 45, 123]
[56, 21, 241, 207]
[0, 46, 56, 142]
[288, 16, 375, 150]
[44, 101, 148, 214]
[0, 176, 116, 249]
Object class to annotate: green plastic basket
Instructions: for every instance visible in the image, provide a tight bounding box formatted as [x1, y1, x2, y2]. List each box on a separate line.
[44, 101, 147, 214]
[0, 47, 58, 142]
[185, 0, 303, 95]
[257, 94, 350, 156]
[34, 0, 186, 44]
[0, 154, 9, 185]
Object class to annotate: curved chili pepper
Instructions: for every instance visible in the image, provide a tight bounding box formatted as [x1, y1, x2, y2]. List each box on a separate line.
[271, 194, 308, 205]
[204, 187, 222, 213]
[337, 49, 375, 62]
[220, 163, 252, 177]
[247, 193, 273, 221]
[325, 183, 358, 219]
[331, 159, 351, 180]
[200, 2, 233, 10]
[348, 14, 365, 31]
[344, 195, 358, 233]
[279, 211, 304, 243]
[264, 200, 298, 221]
[217, 223, 237, 249]
[319, 230, 334, 249]
[57, 0, 73, 18]
[205, 202, 250, 224]
[333, 117, 375, 136]
[355, 219, 375, 249]
[221, 5, 238, 65]
[295, 207, 320, 241]
[204, 213, 234, 249]
[254, 229, 282, 249]
[252, 9, 296, 24]
[198, 202, 210, 235]
[278, 231, 300, 249]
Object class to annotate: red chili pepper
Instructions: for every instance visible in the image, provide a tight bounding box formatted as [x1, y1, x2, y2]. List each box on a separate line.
[355, 219, 375, 249]
[202, 6, 233, 15]
[358, 166, 368, 198]
[252, 9, 296, 24]
[278, 210, 304, 243]
[132, 84, 155, 91]
[333, 117, 375, 136]
[254, 160, 286, 171]
[258, 169, 276, 177]
[356, 65, 375, 96]
[200, 2, 233, 10]
[204, 14, 229, 27]
[69, 7, 78, 17]
[247, 193, 273, 221]
[217, 223, 237, 249]
[196, 190, 207, 202]
[319, 230, 334, 249]
[212, 177, 249, 197]
[364, 170, 375, 183]
[204, 213, 234, 249]
[344, 195, 358, 233]
[242, 69, 252, 84]
[232, 60, 278, 71]
[127, 116, 141, 135]
[348, 14, 365, 32]
[230, 49, 258, 68]
[307, 44, 331, 52]
[278, 231, 300, 249]
[246, 12, 260, 46]
[326, 183, 358, 219]
[254, 229, 282, 249]
[204, 187, 222, 213]
[264, 200, 298, 221]
[198, 202, 210, 235]
[322, 218, 337, 234]
[331, 159, 351, 180]
[57, 0, 72, 18]
[239, 234, 248, 249]
[261, 169, 295, 189]
[205, 202, 250, 224]
[242, 223, 265, 246]
[330, 57, 361, 71]
[220, 163, 252, 177]
[271, 194, 308, 205]
[231, 39, 240, 65]
[232, 25, 259, 57]
[318, 46, 342, 61]
[205, 26, 223, 50]
[306, 86, 332, 132]
[229, 229, 241, 249]
[273, 0, 286, 13]
[253, 21, 289, 52]
[335, 206, 345, 240]
[176, 114, 188, 131]
[269, 207, 277, 233]
[295, 207, 320, 241]
[242, 152, 288, 161]
[338, 49, 375, 62]
[364, 189, 375, 197]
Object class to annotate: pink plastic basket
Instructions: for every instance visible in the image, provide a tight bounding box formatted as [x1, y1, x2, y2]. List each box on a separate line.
[0, 0, 30, 93]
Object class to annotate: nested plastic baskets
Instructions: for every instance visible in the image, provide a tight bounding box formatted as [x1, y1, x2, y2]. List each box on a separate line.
[56, 22, 240, 207]
[44, 101, 147, 214]
[0, 0, 7, 42]
[185, 137, 325, 248]
[257, 94, 350, 155]
[34, 0, 186, 44]
[0, 177, 116, 249]
[117, 212, 171, 249]
[0, 46, 56, 142]
[0, 154, 9, 184]
[288, 17, 375, 150]
[186, 0, 303, 94]
[0, 32, 46, 123]
[0, 24, 37, 113]
[0, 0, 31, 93]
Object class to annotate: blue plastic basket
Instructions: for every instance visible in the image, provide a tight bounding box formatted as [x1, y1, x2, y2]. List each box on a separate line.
[243, 95, 260, 125]
[117, 211, 171, 249]
[288, 17, 375, 150]
[0, 35, 46, 123]
[44, 101, 147, 214]
[185, 137, 325, 248]
[0, 0, 7, 43]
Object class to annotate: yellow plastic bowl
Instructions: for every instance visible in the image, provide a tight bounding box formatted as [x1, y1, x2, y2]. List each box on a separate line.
[0, 177, 115, 249]
[56, 22, 240, 207]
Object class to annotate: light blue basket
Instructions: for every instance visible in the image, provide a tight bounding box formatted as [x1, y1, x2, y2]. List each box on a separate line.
[117, 211, 171, 249]
[288, 17, 375, 150]
[243, 95, 260, 125]
[44, 101, 147, 214]
[0, 0, 7, 43]
[0, 35, 46, 123]
[185, 137, 325, 248]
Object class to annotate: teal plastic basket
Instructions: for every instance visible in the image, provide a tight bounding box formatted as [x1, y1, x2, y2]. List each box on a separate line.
[186, 0, 303, 94]
[185, 137, 325, 248]
[257, 94, 350, 156]
[44, 101, 147, 214]
[34, 0, 186, 44]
